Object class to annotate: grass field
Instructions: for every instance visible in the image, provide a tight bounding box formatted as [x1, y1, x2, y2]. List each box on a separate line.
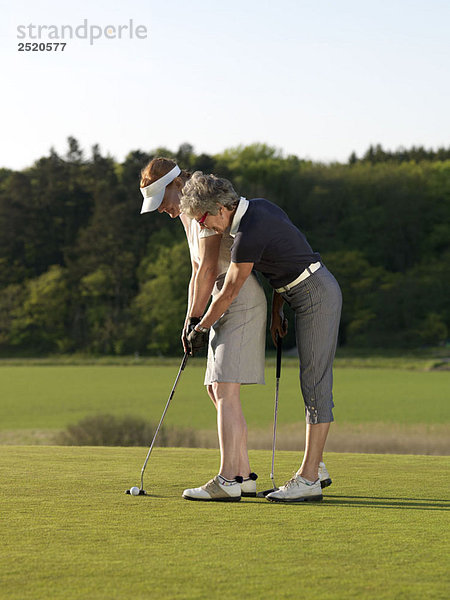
[1, 446, 449, 599]
[1, 363, 449, 453]
[1, 364, 449, 428]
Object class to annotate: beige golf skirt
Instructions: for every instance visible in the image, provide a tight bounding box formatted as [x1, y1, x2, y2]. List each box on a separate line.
[204, 272, 267, 385]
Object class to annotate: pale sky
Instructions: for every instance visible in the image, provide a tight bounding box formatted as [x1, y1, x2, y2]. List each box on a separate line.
[2, 0, 449, 170]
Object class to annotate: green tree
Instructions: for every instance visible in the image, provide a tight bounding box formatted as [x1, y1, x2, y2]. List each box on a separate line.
[129, 241, 191, 355]
[9, 266, 71, 352]
[1, 141, 449, 354]
[323, 250, 392, 346]
[0, 282, 26, 349]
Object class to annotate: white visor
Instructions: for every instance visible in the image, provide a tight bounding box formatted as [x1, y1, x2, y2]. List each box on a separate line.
[140, 165, 181, 214]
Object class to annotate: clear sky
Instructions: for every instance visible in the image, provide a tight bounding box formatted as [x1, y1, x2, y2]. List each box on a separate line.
[2, 0, 449, 169]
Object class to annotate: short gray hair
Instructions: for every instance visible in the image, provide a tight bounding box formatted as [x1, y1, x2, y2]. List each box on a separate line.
[180, 171, 240, 218]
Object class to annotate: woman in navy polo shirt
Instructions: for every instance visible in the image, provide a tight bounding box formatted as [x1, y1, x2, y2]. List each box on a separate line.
[181, 171, 342, 503]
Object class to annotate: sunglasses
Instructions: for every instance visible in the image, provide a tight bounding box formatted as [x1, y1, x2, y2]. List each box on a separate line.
[196, 211, 209, 227]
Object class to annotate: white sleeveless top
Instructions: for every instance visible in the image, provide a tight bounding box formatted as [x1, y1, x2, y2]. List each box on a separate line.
[180, 214, 233, 276]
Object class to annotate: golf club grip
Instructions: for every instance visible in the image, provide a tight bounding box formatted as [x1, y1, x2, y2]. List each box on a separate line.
[181, 352, 189, 370]
[276, 335, 282, 379]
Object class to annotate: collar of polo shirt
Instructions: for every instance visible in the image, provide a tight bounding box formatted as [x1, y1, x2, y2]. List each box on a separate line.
[229, 197, 249, 237]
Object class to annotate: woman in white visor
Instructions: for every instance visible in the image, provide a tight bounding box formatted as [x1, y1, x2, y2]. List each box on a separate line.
[140, 158, 267, 502]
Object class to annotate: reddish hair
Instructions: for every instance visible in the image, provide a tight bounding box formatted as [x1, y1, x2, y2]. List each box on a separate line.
[140, 157, 191, 188]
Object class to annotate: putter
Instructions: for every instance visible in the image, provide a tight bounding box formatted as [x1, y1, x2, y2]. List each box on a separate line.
[257, 334, 283, 498]
[125, 352, 189, 496]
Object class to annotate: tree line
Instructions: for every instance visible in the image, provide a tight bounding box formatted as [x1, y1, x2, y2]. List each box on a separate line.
[0, 139, 448, 355]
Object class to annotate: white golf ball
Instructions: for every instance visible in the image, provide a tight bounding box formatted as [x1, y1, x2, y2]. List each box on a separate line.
[130, 486, 140, 496]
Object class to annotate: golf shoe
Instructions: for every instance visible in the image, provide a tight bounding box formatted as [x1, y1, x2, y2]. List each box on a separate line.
[241, 472, 258, 497]
[318, 462, 332, 488]
[182, 475, 241, 502]
[266, 474, 323, 503]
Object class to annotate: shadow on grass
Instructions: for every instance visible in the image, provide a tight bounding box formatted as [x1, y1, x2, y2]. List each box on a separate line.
[236, 495, 449, 511]
[122, 495, 449, 511]
[319, 494, 450, 511]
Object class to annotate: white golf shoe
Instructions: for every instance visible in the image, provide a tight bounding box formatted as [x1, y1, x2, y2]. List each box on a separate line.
[241, 472, 258, 497]
[266, 474, 323, 503]
[182, 475, 241, 502]
[318, 462, 332, 488]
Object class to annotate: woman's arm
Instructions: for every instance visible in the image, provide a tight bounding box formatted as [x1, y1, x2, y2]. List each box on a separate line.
[180, 215, 201, 349]
[198, 262, 254, 329]
[181, 255, 199, 349]
[189, 234, 222, 318]
[186, 257, 199, 319]
[180, 214, 198, 322]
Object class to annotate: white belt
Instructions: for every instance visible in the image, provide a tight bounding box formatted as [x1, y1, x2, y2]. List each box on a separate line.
[275, 262, 322, 293]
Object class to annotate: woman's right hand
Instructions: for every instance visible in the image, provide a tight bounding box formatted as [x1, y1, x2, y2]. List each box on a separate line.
[270, 291, 288, 346]
[270, 312, 288, 347]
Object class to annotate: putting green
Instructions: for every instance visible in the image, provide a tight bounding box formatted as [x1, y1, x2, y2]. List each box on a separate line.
[1, 447, 448, 599]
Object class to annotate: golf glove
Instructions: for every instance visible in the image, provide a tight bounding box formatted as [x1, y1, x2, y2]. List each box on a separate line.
[186, 327, 209, 356]
[182, 317, 200, 351]
[186, 317, 201, 333]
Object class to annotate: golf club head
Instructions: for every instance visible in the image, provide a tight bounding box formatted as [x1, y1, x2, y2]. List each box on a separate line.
[256, 487, 279, 498]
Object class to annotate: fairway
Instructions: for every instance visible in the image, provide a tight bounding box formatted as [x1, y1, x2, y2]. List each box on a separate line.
[1, 364, 449, 429]
[1, 363, 448, 454]
[1, 446, 449, 599]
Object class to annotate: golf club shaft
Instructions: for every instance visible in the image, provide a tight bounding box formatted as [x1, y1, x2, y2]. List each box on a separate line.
[270, 335, 283, 487]
[140, 352, 189, 489]
[270, 379, 279, 485]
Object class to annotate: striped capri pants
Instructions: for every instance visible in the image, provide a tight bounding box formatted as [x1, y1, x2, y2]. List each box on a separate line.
[281, 266, 342, 424]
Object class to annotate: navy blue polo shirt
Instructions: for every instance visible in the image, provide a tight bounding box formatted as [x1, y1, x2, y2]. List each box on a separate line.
[230, 198, 321, 289]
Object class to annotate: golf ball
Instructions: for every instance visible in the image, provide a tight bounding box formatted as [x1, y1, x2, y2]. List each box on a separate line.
[130, 486, 140, 496]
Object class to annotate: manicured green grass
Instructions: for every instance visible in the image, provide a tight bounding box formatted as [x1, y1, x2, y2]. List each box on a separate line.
[1, 447, 448, 599]
[0, 365, 448, 433]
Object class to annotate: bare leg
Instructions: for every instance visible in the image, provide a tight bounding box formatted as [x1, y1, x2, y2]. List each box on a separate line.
[208, 383, 251, 477]
[212, 382, 251, 480]
[206, 384, 218, 409]
[238, 415, 251, 477]
[297, 422, 330, 481]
